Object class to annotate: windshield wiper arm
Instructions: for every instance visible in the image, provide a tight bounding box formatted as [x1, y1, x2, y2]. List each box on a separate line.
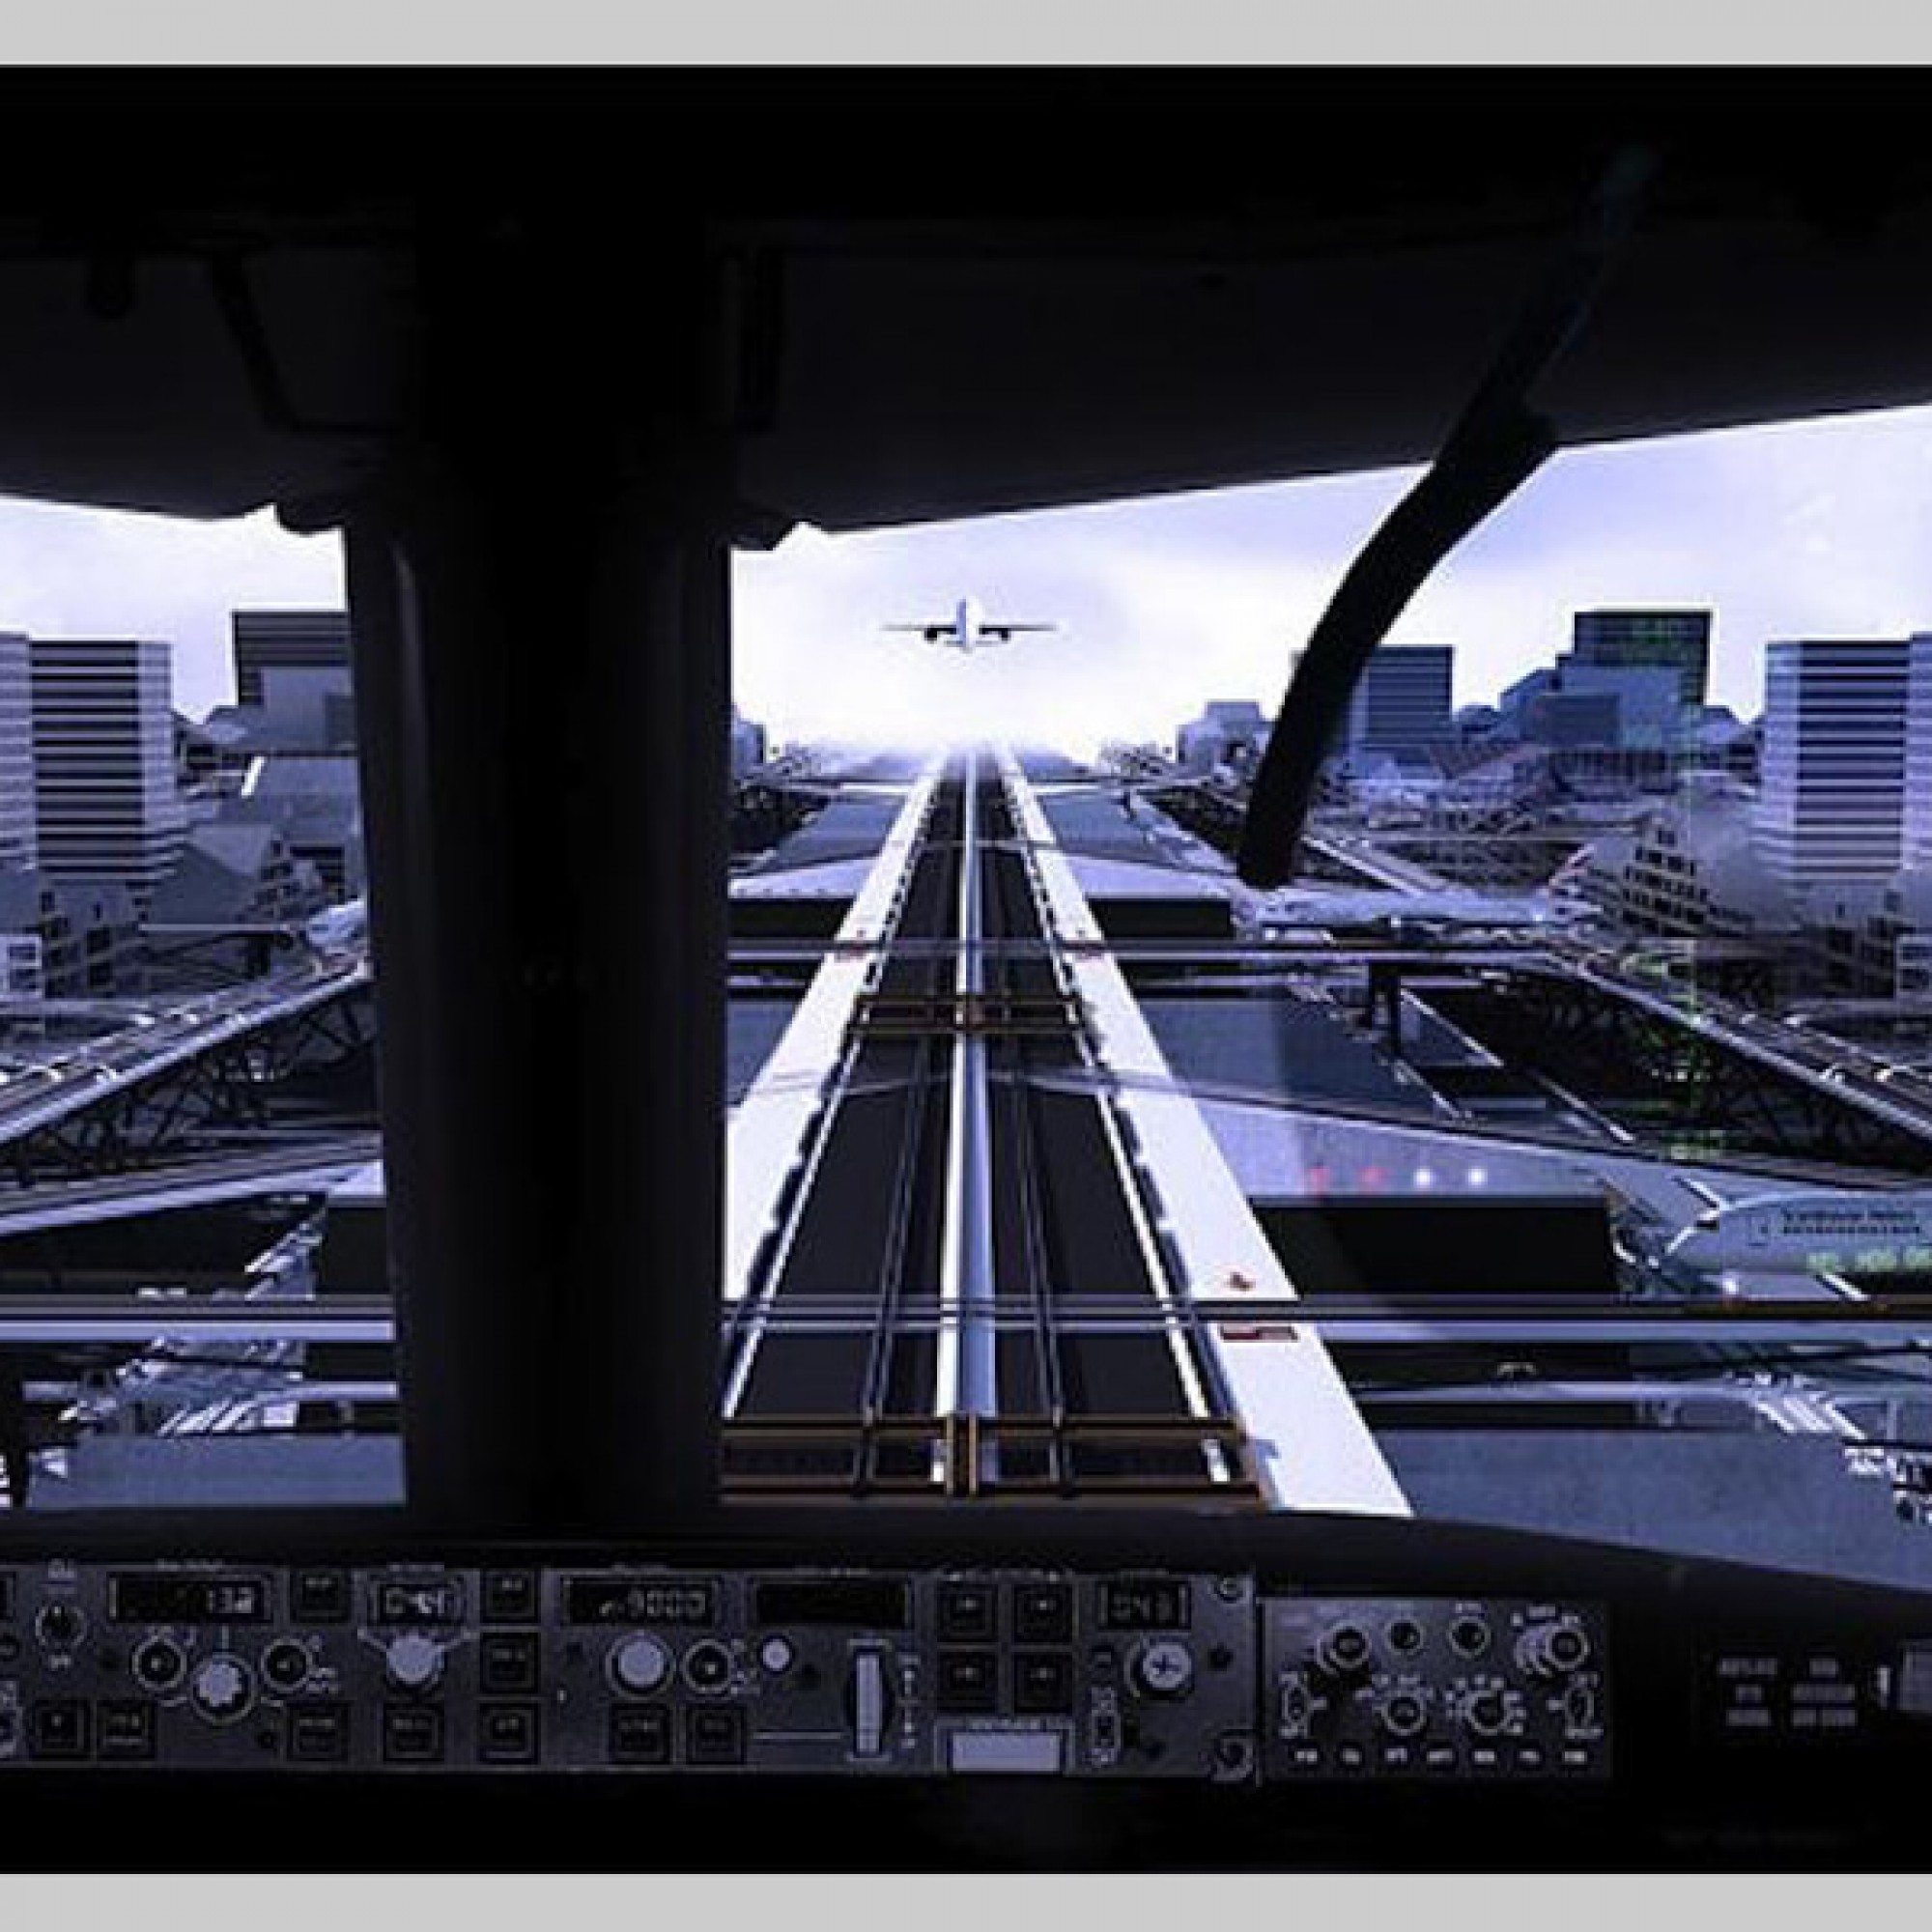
[1236, 143, 1659, 889]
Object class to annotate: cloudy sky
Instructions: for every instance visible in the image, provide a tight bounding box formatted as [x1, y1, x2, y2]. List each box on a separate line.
[3, 401, 1930, 754]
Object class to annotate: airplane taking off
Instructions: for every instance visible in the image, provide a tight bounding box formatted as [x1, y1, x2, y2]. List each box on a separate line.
[884, 596, 1056, 652]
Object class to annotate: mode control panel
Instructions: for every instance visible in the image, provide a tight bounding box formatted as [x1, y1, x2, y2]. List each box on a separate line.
[0, 1563, 1260, 1779]
[1264, 1597, 1610, 1780]
[0, 1565, 1611, 1782]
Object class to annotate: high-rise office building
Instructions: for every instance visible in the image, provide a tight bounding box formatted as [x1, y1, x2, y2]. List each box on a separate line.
[30, 639, 187, 895]
[1753, 639, 1910, 884]
[0, 633, 38, 871]
[1341, 644, 1454, 758]
[232, 609, 352, 709]
[1571, 609, 1711, 709]
[225, 610, 356, 753]
[1904, 634, 1932, 873]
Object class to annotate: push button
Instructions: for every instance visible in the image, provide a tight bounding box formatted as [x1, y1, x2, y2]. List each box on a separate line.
[382, 1704, 444, 1764]
[289, 1702, 350, 1763]
[480, 1633, 540, 1695]
[482, 1570, 540, 1625]
[291, 1569, 351, 1624]
[98, 1701, 155, 1762]
[939, 1583, 996, 1642]
[610, 1704, 670, 1766]
[1014, 1652, 1073, 1715]
[1013, 1583, 1072, 1644]
[937, 1651, 999, 1714]
[26, 1700, 88, 1761]
[686, 1706, 746, 1767]
[479, 1702, 539, 1764]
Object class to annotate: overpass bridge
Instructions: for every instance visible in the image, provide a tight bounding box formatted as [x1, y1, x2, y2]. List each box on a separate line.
[0, 1133, 376, 1236]
[0, 955, 372, 1177]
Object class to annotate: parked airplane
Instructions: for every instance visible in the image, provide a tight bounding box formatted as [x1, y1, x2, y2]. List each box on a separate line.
[1666, 1189, 1932, 1278]
[884, 596, 1056, 652]
[1258, 887, 1590, 936]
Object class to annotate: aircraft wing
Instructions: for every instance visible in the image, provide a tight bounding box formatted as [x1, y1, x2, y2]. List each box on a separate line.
[978, 622, 1058, 641]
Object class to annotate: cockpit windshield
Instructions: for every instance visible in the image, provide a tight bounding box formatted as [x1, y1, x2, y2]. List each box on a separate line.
[6, 404, 1932, 1596]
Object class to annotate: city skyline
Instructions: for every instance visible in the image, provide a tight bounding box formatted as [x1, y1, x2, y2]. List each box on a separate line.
[0, 401, 1925, 747]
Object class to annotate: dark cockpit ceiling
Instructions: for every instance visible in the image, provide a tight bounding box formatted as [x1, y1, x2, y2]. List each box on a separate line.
[0, 70, 1927, 533]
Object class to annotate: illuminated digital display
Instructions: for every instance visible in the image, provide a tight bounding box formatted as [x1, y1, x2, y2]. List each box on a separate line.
[1097, 1578, 1191, 1631]
[564, 1577, 718, 1627]
[373, 1578, 466, 1625]
[109, 1574, 272, 1626]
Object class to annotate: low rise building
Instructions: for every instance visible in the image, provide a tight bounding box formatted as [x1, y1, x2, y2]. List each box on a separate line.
[0, 872, 140, 997]
[1177, 699, 1271, 773]
[1578, 778, 1793, 941]
[729, 706, 768, 780]
[149, 822, 316, 929]
[216, 753, 365, 901]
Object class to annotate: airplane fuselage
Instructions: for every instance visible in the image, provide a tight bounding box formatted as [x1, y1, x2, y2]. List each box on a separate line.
[1666, 1190, 1932, 1277]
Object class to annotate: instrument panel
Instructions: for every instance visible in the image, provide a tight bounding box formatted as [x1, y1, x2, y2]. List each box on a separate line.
[1264, 1595, 1608, 1779]
[0, 1562, 1610, 1781]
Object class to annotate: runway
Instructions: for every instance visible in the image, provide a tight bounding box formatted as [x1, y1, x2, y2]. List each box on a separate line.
[720, 751, 1275, 1498]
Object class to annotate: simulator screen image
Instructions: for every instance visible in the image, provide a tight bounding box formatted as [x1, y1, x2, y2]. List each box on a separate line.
[0, 66, 1929, 1874]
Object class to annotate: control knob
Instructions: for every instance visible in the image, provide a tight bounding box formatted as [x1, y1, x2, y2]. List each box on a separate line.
[383, 1632, 444, 1693]
[132, 1635, 187, 1692]
[610, 1634, 673, 1697]
[1460, 1685, 1515, 1740]
[1561, 1680, 1599, 1732]
[1315, 1620, 1374, 1677]
[1516, 1616, 1592, 1680]
[262, 1639, 312, 1694]
[1378, 1687, 1431, 1739]
[683, 1640, 734, 1694]
[190, 1653, 255, 1723]
[1133, 1639, 1195, 1700]
[34, 1602, 83, 1650]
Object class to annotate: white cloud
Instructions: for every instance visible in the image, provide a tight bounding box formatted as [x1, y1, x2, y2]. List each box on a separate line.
[0, 499, 342, 719]
[738, 402, 1932, 747]
[0, 399, 1928, 752]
